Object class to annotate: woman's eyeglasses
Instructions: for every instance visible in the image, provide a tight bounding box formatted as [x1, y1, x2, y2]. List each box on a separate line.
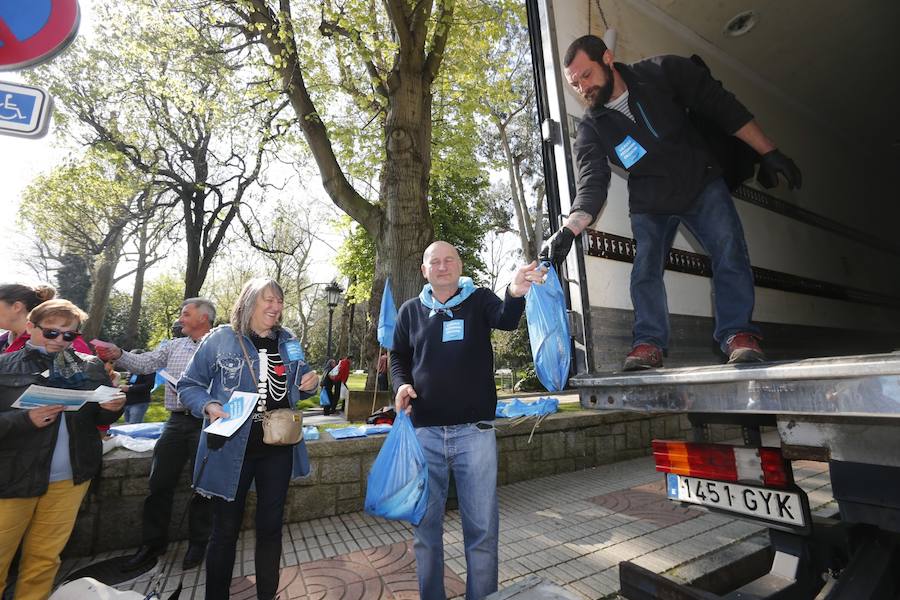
[34, 325, 82, 342]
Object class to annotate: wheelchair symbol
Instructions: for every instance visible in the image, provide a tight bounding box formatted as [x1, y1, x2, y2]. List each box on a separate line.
[0, 94, 26, 122]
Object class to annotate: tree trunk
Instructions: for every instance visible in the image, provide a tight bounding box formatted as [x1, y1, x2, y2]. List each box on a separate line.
[360, 70, 436, 388]
[182, 192, 203, 299]
[236, 1, 453, 387]
[345, 301, 356, 357]
[83, 227, 124, 340]
[498, 118, 531, 258]
[123, 219, 150, 348]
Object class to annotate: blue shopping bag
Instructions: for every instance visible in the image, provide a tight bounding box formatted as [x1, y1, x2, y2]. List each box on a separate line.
[364, 411, 429, 525]
[319, 387, 330, 407]
[525, 263, 571, 392]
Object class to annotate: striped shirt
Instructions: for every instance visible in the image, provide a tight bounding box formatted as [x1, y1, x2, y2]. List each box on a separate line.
[605, 90, 635, 122]
[116, 336, 201, 411]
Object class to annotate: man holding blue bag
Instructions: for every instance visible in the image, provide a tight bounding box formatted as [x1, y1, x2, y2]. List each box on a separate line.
[391, 241, 543, 600]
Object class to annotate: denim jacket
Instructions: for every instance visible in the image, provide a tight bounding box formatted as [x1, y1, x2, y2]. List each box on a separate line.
[178, 325, 312, 501]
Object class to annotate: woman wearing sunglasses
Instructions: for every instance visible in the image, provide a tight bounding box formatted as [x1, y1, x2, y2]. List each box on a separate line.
[0, 299, 126, 600]
[0, 284, 93, 354]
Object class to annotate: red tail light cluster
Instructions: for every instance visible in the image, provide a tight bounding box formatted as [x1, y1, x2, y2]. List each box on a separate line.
[652, 440, 792, 488]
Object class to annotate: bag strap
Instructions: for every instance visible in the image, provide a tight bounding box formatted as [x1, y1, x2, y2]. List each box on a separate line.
[234, 330, 258, 383]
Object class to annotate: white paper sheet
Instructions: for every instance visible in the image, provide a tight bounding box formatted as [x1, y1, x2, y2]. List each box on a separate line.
[203, 391, 258, 437]
[157, 369, 179, 385]
[87, 385, 123, 403]
[11, 384, 121, 411]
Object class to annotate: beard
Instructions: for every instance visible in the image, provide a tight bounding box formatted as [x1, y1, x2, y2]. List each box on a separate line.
[587, 61, 615, 109]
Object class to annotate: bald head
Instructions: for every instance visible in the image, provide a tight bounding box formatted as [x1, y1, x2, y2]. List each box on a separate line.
[423, 241, 460, 265]
[421, 241, 463, 296]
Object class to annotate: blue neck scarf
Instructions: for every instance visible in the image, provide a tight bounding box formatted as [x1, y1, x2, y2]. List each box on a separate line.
[419, 277, 476, 318]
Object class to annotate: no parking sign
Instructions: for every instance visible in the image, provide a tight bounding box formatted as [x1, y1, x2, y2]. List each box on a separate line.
[0, 0, 81, 71]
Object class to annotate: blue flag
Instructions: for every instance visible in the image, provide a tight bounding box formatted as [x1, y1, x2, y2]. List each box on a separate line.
[377, 278, 397, 350]
[152, 371, 165, 393]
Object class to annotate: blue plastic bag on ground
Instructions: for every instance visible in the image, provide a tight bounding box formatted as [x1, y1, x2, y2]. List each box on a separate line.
[525, 264, 571, 392]
[364, 411, 429, 525]
[319, 387, 330, 407]
[362, 424, 393, 436]
[109, 422, 165, 439]
[496, 397, 559, 418]
[328, 426, 367, 439]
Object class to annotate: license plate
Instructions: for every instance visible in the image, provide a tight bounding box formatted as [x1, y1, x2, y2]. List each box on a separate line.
[666, 474, 807, 528]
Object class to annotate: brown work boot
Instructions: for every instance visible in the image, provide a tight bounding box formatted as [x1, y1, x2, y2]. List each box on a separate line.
[623, 343, 663, 371]
[725, 333, 766, 364]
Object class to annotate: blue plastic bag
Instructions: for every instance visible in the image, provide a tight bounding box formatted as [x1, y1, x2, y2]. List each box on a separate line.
[525, 264, 571, 392]
[496, 397, 559, 418]
[109, 422, 165, 439]
[319, 387, 330, 407]
[364, 411, 429, 525]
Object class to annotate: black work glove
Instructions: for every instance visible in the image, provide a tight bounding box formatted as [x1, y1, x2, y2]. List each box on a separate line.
[540, 226, 576, 266]
[757, 149, 802, 190]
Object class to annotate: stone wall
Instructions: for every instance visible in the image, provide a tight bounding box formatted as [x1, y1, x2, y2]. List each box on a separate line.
[64, 410, 741, 557]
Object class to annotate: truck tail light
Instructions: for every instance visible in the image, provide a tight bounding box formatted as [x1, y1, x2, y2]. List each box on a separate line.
[652, 440, 792, 488]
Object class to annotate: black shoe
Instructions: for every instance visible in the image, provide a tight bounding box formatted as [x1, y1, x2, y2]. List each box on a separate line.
[121, 545, 164, 572]
[181, 542, 207, 570]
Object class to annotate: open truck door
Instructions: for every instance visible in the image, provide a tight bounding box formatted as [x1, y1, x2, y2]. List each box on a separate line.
[527, 1, 900, 598]
[527, 0, 900, 373]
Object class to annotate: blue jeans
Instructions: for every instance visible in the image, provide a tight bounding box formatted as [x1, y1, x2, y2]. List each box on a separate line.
[414, 423, 498, 600]
[630, 178, 760, 352]
[204, 447, 292, 600]
[123, 403, 149, 424]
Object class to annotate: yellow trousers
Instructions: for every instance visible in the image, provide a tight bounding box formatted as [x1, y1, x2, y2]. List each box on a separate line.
[0, 479, 90, 600]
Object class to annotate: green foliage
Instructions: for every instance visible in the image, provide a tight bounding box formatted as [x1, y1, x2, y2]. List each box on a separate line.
[335, 171, 496, 300]
[429, 174, 492, 283]
[55, 253, 92, 310]
[515, 365, 543, 393]
[99, 291, 150, 349]
[27, 0, 286, 297]
[19, 150, 140, 253]
[333, 217, 376, 305]
[142, 274, 187, 349]
[492, 316, 532, 370]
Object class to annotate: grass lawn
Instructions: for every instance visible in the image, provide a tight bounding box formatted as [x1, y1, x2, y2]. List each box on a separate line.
[130, 371, 367, 423]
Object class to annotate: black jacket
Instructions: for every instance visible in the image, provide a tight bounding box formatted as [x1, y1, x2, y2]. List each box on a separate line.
[571, 55, 754, 216]
[124, 372, 155, 405]
[0, 346, 122, 498]
[391, 287, 525, 427]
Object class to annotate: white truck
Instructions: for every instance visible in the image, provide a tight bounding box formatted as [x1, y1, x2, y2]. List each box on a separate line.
[527, 1, 900, 597]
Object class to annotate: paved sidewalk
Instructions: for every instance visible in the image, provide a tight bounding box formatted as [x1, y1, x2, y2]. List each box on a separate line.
[59, 444, 832, 599]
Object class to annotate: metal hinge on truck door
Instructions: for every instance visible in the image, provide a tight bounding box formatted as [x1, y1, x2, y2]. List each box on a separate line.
[566, 310, 582, 340]
[541, 118, 561, 144]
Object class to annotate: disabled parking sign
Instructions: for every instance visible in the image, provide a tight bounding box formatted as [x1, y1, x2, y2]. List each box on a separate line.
[0, 0, 81, 71]
[0, 80, 52, 138]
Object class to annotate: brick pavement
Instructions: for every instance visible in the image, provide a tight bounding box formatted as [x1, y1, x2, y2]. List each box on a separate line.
[59, 454, 832, 599]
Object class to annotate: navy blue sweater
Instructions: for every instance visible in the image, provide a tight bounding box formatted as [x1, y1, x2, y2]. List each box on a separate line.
[391, 287, 525, 427]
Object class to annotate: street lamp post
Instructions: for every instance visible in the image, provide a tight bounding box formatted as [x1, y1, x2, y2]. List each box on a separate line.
[324, 281, 343, 360]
